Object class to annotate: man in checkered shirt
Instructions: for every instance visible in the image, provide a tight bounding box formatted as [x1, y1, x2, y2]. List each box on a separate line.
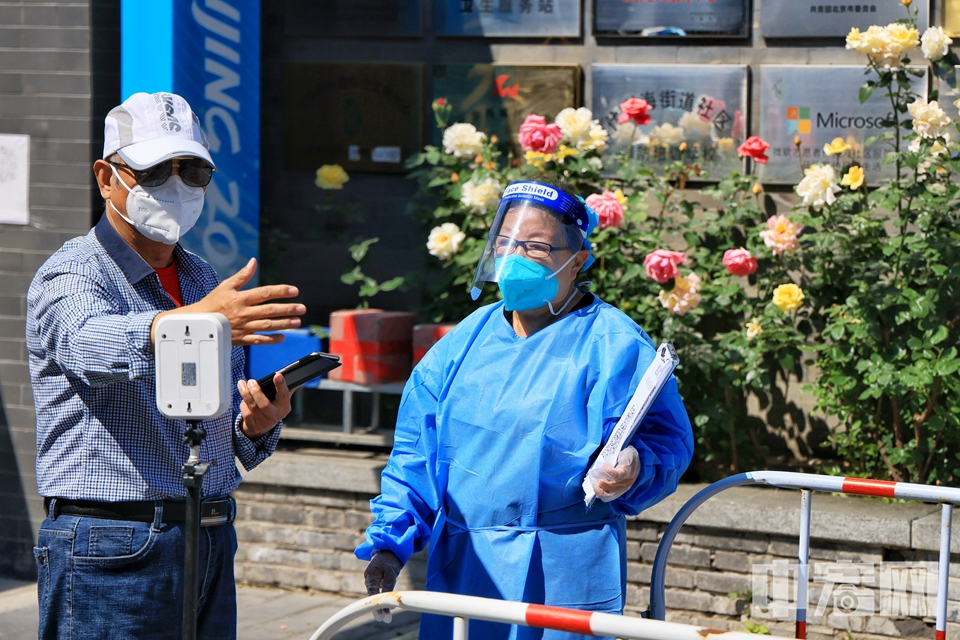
[26, 92, 306, 638]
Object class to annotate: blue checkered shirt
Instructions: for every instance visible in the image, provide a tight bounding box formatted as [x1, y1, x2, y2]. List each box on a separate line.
[26, 215, 282, 501]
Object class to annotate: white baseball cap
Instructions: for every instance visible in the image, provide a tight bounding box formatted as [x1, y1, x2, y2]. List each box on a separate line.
[103, 92, 216, 170]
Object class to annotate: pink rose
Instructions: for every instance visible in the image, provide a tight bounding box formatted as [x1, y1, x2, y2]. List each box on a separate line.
[518, 114, 562, 154]
[617, 98, 652, 126]
[643, 249, 687, 284]
[722, 248, 758, 277]
[759, 215, 801, 255]
[737, 136, 771, 164]
[584, 190, 624, 230]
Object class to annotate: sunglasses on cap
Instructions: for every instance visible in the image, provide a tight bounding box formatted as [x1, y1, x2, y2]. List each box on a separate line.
[107, 158, 214, 188]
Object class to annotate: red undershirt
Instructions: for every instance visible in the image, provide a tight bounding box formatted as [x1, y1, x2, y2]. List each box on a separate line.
[155, 261, 183, 307]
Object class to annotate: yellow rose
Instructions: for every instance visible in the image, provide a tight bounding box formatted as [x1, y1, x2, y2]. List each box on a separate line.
[315, 164, 349, 190]
[554, 144, 579, 161]
[841, 166, 865, 190]
[772, 283, 805, 313]
[613, 189, 628, 207]
[745, 317, 763, 341]
[823, 137, 851, 156]
[751, 182, 762, 195]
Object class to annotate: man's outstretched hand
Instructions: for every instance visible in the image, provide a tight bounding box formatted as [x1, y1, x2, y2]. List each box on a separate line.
[152, 258, 306, 346]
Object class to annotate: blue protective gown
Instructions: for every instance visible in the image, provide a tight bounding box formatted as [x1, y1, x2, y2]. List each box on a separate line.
[355, 297, 693, 639]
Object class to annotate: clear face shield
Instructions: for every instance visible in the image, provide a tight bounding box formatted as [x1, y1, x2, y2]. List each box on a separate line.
[471, 182, 592, 309]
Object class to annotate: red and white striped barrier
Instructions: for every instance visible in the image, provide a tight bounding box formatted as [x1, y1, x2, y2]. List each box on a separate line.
[309, 590, 788, 640]
[650, 471, 960, 640]
[744, 470, 960, 504]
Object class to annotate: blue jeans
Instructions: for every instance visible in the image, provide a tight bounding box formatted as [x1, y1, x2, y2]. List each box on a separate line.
[34, 501, 238, 639]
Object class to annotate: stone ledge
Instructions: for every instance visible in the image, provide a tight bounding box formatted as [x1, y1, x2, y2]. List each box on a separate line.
[242, 450, 948, 551]
[239, 450, 388, 495]
[640, 484, 939, 550]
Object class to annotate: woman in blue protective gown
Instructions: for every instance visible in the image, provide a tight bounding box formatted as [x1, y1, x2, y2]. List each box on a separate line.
[356, 180, 694, 640]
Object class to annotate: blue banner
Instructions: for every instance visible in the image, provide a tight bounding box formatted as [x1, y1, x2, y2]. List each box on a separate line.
[173, 0, 260, 284]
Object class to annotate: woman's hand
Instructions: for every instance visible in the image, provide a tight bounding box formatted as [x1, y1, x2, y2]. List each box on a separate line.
[588, 446, 641, 502]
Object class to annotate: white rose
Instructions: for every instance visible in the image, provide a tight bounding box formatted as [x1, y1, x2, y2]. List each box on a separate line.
[921, 26, 953, 61]
[460, 177, 501, 213]
[908, 99, 952, 139]
[649, 122, 685, 146]
[613, 123, 649, 147]
[587, 157, 603, 171]
[909, 133, 950, 157]
[677, 111, 712, 139]
[556, 107, 609, 153]
[796, 163, 841, 210]
[555, 107, 594, 142]
[846, 24, 919, 69]
[427, 223, 467, 260]
[442, 123, 486, 158]
[580, 123, 610, 153]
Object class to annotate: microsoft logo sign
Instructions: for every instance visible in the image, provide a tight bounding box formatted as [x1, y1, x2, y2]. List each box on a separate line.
[786, 107, 811, 134]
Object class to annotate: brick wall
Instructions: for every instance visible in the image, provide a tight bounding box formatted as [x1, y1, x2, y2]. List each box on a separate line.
[0, 0, 119, 580]
[235, 453, 960, 640]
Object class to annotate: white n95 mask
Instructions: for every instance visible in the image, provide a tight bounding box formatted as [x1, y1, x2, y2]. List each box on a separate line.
[109, 165, 205, 245]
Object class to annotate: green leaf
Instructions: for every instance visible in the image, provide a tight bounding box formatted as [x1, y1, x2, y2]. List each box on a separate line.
[349, 237, 379, 262]
[859, 81, 877, 104]
[931, 325, 949, 344]
[378, 276, 405, 292]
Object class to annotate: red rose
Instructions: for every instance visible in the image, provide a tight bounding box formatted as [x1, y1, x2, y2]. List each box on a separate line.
[722, 248, 758, 277]
[737, 136, 771, 164]
[617, 98, 652, 126]
[518, 114, 562, 154]
[585, 190, 624, 230]
[643, 249, 687, 284]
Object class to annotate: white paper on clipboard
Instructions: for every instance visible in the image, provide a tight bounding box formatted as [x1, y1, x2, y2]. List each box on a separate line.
[582, 342, 680, 509]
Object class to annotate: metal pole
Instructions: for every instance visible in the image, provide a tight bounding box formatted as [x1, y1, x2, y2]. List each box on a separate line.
[796, 490, 811, 640]
[936, 503, 952, 640]
[371, 391, 381, 430]
[453, 615, 469, 640]
[342, 388, 353, 433]
[182, 421, 208, 640]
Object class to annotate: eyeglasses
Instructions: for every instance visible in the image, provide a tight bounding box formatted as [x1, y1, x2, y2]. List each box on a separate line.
[494, 235, 564, 260]
[107, 158, 214, 188]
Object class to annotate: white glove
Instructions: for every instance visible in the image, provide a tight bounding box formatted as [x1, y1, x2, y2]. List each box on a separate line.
[364, 549, 403, 623]
[588, 446, 641, 502]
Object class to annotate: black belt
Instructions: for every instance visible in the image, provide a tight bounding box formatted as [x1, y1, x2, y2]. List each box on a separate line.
[44, 497, 235, 527]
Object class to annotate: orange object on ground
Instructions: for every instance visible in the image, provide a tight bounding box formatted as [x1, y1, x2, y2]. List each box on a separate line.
[412, 323, 457, 365]
[328, 309, 417, 384]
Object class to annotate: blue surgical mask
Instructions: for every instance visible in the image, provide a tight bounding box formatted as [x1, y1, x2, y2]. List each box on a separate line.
[495, 252, 578, 313]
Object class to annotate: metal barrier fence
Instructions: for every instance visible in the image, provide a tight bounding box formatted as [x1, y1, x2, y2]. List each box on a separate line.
[648, 471, 960, 640]
[309, 590, 790, 640]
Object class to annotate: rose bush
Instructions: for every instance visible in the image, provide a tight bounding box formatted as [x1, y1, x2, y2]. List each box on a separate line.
[400, 7, 960, 483]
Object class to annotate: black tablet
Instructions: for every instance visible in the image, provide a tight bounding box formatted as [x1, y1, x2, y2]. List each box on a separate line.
[255, 351, 342, 401]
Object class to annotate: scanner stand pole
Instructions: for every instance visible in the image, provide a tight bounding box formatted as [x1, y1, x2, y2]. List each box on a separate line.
[182, 420, 208, 640]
